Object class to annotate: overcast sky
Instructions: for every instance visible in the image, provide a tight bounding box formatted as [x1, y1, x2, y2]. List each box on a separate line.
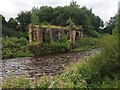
[0, 0, 119, 22]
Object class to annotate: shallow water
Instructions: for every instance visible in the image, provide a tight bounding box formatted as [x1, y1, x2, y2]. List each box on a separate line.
[0, 49, 100, 80]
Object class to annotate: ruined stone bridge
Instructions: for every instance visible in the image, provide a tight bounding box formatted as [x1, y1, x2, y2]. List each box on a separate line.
[28, 23, 84, 44]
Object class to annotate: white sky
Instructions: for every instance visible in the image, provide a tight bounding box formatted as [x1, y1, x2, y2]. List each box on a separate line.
[0, 0, 119, 22]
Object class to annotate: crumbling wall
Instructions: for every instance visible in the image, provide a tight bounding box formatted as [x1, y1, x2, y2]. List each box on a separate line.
[28, 24, 84, 44]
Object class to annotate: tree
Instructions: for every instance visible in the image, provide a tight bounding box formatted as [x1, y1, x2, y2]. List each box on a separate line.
[16, 11, 31, 31]
[0, 14, 7, 25]
[52, 6, 64, 25]
[8, 18, 18, 30]
[31, 7, 39, 25]
[104, 16, 117, 34]
[70, 0, 80, 8]
[67, 18, 74, 25]
[38, 6, 54, 24]
[2, 0, 104, 37]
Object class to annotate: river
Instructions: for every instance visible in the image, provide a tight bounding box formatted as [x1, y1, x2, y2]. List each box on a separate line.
[0, 49, 100, 81]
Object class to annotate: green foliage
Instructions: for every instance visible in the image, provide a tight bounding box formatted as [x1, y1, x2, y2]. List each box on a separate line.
[7, 18, 18, 30]
[30, 2, 103, 35]
[67, 18, 74, 25]
[0, 14, 7, 25]
[38, 6, 54, 24]
[99, 35, 119, 75]
[112, 26, 117, 35]
[31, 7, 39, 25]
[1, 0, 105, 38]
[1, 14, 28, 38]
[74, 37, 99, 51]
[16, 11, 31, 31]
[2, 25, 16, 37]
[1, 1, 119, 88]
[2, 37, 33, 59]
[28, 42, 70, 56]
[87, 29, 101, 37]
[41, 24, 62, 29]
[104, 15, 117, 34]
[100, 74, 119, 88]
[28, 33, 70, 56]
[75, 35, 119, 87]
[30, 35, 118, 88]
[2, 76, 31, 89]
[2, 25, 28, 38]
[1, 0, 104, 37]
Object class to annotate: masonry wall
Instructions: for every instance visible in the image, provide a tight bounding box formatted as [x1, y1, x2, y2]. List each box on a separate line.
[28, 24, 84, 44]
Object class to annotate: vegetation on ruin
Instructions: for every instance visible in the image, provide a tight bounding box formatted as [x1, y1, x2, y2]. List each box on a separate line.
[2, 33, 100, 59]
[28, 34, 71, 56]
[40, 25, 63, 29]
[39, 24, 83, 31]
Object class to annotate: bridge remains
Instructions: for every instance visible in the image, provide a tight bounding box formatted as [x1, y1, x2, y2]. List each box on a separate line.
[28, 23, 84, 44]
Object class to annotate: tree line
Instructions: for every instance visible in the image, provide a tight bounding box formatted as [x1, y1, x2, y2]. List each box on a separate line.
[1, 1, 116, 37]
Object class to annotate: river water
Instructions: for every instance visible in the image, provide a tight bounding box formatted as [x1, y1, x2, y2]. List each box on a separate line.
[0, 49, 100, 81]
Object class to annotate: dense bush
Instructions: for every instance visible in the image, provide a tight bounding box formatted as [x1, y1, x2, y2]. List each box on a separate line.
[2, 37, 33, 59]
[2, 76, 31, 89]
[28, 41, 70, 56]
[87, 29, 101, 37]
[2, 25, 28, 38]
[28, 34, 70, 56]
[73, 35, 119, 88]
[74, 37, 100, 51]
[98, 35, 119, 76]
